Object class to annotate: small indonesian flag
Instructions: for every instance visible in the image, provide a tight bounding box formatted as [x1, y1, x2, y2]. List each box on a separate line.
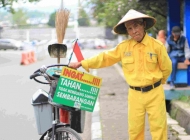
[73, 41, 84, 62]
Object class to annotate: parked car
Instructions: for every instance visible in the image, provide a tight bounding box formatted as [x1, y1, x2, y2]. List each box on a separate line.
[0, 39, 23, 50]
[82, 39, 96, 49]
[94, 38, 107, 49]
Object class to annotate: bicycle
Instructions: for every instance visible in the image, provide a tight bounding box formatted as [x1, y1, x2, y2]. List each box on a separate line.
[30, 43, 85, 140]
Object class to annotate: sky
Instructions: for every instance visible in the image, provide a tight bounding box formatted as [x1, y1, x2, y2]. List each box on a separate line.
[13, 0, 79, 13]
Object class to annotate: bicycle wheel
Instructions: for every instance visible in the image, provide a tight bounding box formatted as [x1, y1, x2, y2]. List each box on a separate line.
[48, 127, 82, 140]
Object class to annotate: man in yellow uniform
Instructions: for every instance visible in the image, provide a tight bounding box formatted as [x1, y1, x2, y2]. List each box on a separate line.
[69, 9, 172, 140]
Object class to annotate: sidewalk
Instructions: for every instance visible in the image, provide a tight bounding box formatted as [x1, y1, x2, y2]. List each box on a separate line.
[92, 64, 186, 140]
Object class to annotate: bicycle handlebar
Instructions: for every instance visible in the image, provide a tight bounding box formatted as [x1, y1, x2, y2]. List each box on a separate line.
[30, 64, 68, 84]
[30, 72, 41, 79]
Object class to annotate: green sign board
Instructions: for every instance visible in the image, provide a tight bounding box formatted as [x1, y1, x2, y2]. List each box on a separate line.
[53, 67, 102, 112]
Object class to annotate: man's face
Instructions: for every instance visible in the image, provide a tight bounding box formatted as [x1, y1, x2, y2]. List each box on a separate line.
[172, 32, 180, 40]
[125, 19, 145, 42]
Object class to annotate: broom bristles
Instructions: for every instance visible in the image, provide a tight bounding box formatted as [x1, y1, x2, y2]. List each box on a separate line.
[55, 8, 70, 44]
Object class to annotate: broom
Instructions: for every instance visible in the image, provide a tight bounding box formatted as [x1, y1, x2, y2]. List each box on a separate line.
[55, 6, 70, 64]
[54, 5, 71, 130]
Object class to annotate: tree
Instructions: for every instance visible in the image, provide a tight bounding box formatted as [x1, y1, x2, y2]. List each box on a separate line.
[12, 8, 28, 27]
[0, 0, 40, 13]
[47, 0, 91, 27]
[86, 0, 167, 37]
[77, 0, 90, 26]
[47, 11, 56, 27]
[78, 8, 90, 26]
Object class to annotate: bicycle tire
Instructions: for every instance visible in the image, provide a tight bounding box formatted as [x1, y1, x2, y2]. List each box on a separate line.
[47, 126, 82, 140]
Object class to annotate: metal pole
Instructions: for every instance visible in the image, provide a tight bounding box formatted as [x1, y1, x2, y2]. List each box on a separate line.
[60, 0, 64, 9]
[26, 30, 29, 42]
[75, 0, 79, 39]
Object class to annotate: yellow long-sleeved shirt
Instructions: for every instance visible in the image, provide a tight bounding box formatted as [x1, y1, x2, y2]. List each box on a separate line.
[81, 33, 172, 87]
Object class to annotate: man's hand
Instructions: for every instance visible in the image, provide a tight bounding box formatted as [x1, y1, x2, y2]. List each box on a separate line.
[68, 62, 82, 69]
[184, 59, 190, 65]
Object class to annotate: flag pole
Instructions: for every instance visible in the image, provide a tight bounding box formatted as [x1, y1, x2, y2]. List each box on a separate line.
[68, 38, 78, 65]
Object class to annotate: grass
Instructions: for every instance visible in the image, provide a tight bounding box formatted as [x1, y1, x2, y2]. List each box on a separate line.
[177, 95, 190, 104]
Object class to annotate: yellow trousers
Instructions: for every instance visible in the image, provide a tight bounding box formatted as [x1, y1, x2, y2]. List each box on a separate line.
[128, 85, 167, 140]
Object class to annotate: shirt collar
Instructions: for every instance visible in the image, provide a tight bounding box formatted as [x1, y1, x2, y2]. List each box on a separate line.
[170, 35, 181, 42]
[140, 32, 149, 46]
[130, 32, 149, 47]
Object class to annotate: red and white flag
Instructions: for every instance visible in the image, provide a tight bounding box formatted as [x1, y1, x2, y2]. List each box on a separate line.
[73, 40, 84, 62]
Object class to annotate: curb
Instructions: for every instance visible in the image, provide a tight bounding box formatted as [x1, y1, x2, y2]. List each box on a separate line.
[90, 64, 124, 140]
[114, 63, 190, 140]
[90, 63, 190, 140]
[168, 101, 190, 140]
[91, 69, 102, 140]
[91, 98, 102, 140]
[167, 112, 190, 140]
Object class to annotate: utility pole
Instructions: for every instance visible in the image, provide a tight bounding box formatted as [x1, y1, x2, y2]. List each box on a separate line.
[74, 0, 80, 39]
[60, 0, 64, 9]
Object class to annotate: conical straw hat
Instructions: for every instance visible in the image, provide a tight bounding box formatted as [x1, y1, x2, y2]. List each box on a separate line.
[113, 9, 156, 35]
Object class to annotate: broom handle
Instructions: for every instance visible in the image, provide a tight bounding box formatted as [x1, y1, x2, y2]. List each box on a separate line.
[58, 57, 60, 64]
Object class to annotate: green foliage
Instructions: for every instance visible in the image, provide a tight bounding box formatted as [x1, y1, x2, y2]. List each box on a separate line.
[47, 2, 91, 27]
[178, 95, 190, 104]
[12, 8, 28, 26]
[86, 0, 167, 36]
[47, 11, 56, 27]
[78, 8, 90, 26]
[170, 106, 178, 119]
[78, 18, 90, 26]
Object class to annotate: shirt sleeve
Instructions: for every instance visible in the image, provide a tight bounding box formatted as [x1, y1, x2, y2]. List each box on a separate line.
[81, 46, 121, 72]
[158, 45, 172, 84]
[184, 39, 190, 59]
